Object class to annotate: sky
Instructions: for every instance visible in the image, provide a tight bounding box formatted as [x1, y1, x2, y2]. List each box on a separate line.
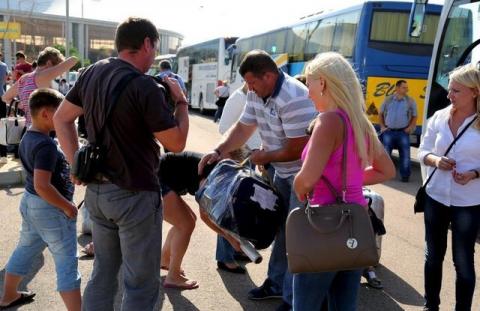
[33, 0, 443, 45]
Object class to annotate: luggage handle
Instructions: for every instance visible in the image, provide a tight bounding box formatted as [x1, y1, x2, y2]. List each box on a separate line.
[306, 205, 351, 234]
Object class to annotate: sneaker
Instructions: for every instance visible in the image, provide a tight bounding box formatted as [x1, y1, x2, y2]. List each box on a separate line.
[0, 157, 7, 164]
[363, 269, 383, 289]
[248, 279, 282, 300]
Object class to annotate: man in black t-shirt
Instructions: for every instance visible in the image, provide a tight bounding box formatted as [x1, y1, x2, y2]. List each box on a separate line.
[53, 17, 189, 310]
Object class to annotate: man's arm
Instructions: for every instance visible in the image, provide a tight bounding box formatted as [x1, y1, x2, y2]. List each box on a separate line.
[153, 77, 189, 152]
[198, 121, 257, 174]
[154, 103, 189, 152]
[53, 99, 83, 165]
[250, 136, 309, 165]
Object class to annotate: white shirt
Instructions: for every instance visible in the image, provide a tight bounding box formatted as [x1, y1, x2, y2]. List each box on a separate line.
[418, 105, 480, 207]
[218, 87, 262, 150]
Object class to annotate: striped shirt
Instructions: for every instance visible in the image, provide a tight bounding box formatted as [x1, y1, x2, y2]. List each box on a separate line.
[240, 72, 316, 177]
[18, 72, 38, 127]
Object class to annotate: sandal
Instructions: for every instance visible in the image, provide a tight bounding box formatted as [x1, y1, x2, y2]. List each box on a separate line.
[0, 292, 36, 310]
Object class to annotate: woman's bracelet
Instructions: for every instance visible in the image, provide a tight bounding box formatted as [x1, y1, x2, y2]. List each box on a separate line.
[470, 169, 480, 179]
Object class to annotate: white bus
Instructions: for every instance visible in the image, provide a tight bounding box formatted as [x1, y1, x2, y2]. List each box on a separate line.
[177, 37, 238, 113]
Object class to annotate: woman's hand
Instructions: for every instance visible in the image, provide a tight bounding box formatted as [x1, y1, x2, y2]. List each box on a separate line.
[293, 174, 308, 203]
[435, 156, 456, 171]
[452, 170, 476, 185]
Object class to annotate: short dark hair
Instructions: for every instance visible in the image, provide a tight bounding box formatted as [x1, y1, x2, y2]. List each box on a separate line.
[396, 80, 407, 87]
[239, 49, 278, 78]
[15, 51, 26, 59]
[115, 17, 159, 52]
[37, 47, 64, 67]
[159, 60, 172, 70]
[29, 88, 63, 117]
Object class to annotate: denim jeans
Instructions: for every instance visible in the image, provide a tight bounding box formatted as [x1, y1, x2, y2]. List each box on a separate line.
[266, 174, 302, 306]
[82, 183, 162, 311]
[6, 191, 80, 292]
[216, 235, 235, 263]
[424, 195, 480, 311]
[381, 129, 411, 178]
[293, 269, 362, 311]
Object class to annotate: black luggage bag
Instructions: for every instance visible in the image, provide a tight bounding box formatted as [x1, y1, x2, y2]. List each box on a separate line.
[196, 159, 285, 249]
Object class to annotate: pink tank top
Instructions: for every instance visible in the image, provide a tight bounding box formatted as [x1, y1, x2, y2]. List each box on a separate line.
[302, 109, 367, 206]
[18, 72, 38, 126]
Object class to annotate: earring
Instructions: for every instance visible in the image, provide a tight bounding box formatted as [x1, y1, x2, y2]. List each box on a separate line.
[320, 91, 324, 96]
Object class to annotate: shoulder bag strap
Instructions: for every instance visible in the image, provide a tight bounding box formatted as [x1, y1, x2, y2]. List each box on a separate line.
[320, 111, 348, 203]
[422, 115, 478, 187]
[95, 71, 141, 145]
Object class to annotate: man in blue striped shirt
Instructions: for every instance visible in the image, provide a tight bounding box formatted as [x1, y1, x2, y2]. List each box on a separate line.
[199, 50, 316, 311]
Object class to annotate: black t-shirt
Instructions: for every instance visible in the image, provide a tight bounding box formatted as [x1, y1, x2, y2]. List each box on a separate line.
[20, 131, 74, 201]
[67, 58, 177, 191]
[159, 152, 203, 196]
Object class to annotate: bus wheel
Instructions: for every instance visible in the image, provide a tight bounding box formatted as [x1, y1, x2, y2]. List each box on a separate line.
[199, 95, 205, 115]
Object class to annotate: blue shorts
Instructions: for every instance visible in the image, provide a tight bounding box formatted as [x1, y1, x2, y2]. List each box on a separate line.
[6, 191, 81, 291]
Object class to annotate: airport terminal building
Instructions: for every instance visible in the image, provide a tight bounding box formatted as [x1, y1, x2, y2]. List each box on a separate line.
[0, 0, 183, 69]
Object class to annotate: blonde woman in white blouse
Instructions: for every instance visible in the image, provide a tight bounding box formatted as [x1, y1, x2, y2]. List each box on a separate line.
[417, 62, 480, 311]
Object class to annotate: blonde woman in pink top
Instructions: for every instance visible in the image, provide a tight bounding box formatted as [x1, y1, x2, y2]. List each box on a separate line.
[2, 47, 78, 127]
[293, 52, 395, 311]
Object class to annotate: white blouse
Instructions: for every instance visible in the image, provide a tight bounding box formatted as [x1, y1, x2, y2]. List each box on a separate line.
[418, 105, 480, 207]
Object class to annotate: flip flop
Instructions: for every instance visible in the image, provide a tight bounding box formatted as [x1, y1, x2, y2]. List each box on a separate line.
[163, 281, 199, 290]
[0, 292, 36, 310]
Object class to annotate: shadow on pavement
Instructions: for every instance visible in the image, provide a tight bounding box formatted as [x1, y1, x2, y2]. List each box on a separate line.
[0, 187, 24, 197]
[218, 267, 279, 311]
[357, 264, 424, 310]
[163, 287, 199, 311]
[0, 253, 45, 297]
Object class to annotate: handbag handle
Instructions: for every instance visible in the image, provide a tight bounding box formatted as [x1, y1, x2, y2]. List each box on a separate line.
[320, 111, 349, 203]
[306, 205, 351, 234]
[422, 115, 477, 187]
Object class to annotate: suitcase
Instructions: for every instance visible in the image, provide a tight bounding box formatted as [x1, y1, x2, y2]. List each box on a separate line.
[196, 159, 285, 249]
[363, 187, 385, 259]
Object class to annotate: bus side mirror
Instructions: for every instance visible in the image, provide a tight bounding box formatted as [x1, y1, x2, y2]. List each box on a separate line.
[409, 0, 428, 38]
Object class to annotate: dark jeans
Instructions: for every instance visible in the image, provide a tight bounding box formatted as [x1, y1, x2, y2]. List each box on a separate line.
[424, 195, 480, 311]
[214, 105, 225, 123]
[381, 129, 410, 178]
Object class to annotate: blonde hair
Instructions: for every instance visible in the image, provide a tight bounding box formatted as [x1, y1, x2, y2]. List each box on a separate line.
[449, 62, 480, 130]
[305, 52, 382, 166]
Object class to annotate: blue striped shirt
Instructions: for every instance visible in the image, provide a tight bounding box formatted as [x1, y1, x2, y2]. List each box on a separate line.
[240, 73, 317, 177]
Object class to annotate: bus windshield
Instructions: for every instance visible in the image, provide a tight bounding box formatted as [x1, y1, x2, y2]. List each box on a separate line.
[425, 0, 480, 119]
[435, 1, 480, 91]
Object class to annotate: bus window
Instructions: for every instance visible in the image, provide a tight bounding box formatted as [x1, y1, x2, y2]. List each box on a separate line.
[370, 11, 439, 45]
[332, 11, 361, 57]
[266, 29, 287, 55]
[305, 17, 336, 60]
[286, 24, 307, 62]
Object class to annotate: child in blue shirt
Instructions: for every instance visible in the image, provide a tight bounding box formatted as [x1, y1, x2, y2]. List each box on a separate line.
[0, 88, 81, 310]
